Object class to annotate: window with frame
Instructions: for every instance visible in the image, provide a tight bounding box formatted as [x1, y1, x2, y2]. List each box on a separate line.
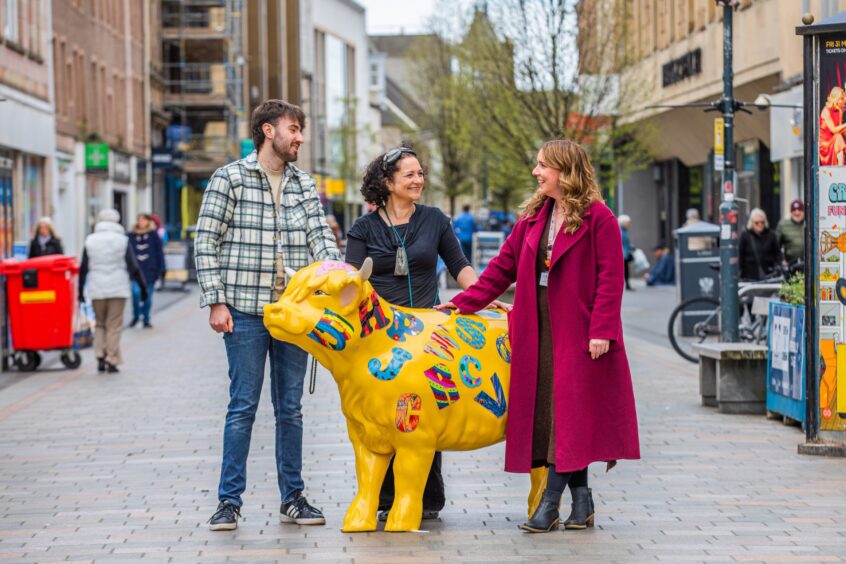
[4, 0, 20, 43]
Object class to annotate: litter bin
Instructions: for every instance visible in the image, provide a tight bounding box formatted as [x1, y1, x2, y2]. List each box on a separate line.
[0, 255, 82, 371]
[673, 222, 720, 335]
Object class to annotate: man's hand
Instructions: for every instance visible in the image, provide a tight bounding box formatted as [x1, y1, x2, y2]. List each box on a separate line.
[210, 303, 234, 333]
[589, 339, 610, 360]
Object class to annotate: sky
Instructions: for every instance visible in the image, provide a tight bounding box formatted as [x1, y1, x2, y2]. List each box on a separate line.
[358, 0, 437, 35]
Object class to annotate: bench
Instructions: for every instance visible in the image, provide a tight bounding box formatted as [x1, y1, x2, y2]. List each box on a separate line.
[692, 343, 768, 415]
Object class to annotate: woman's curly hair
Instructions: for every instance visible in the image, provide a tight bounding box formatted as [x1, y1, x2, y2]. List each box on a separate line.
[360, 144, 420, 207]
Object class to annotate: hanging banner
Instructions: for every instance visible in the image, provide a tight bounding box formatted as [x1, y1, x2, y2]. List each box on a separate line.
[714, 118, 725, 172]
[817, 32, 846, 432]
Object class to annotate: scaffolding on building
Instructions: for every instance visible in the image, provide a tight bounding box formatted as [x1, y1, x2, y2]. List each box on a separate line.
[161, 0, 245, 175]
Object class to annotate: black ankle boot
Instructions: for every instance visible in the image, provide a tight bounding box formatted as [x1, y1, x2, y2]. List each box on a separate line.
[97, 358, 106, 373]
[564, 487, 594, 529]
[519, 489, 561, 533]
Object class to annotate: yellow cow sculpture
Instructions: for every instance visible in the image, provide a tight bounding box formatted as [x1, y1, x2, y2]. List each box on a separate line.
[264, 258, 539, 532]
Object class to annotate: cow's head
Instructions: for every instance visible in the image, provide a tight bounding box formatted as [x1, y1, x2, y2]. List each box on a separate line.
[263, 259, 374, 359]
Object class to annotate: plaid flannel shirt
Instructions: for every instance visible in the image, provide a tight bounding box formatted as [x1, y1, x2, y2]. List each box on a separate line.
[195, 151, 340, 315]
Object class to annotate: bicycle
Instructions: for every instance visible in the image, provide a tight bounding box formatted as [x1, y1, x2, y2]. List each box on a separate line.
[666, 262, 800, 363]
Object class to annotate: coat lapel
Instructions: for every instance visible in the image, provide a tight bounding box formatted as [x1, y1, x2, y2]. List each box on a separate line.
[549, 204, 592, 270]
[524, 199, 551, 257]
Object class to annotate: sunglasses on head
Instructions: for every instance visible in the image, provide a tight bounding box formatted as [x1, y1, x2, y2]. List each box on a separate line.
[381, 147, 416, 170]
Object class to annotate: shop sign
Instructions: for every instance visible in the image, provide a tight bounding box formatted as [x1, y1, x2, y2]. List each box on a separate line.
[112, 152, 131, 183]
[662, 48, 701, 88]
[85, 143, 109, 172]
[714, 118, 725, 172]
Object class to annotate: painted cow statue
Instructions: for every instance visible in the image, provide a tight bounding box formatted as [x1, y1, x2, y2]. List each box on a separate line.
[263, 259, 518, 532]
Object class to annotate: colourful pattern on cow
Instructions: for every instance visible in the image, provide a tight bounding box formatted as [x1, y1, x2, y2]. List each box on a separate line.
[424, 363, 460, 409]
[474, 373, 507, 418]
[308, 309, 354, 351]
[395, 393, 422, 433]
[358, 291, 390, 337]
[368, 347, 413, 381]
[387, 308, 424, 342]
[455, 317, 486, 349]
[423, 325, 459, 361]
[496, 334, 511, 364]
[315, 260, 356, 276]
[459, 355, 482, 388]
[476, 309, 505, 320]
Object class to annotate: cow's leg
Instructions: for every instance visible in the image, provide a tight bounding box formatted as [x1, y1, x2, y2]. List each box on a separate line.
[528, 466, 549, 518]
[342, 430, 391, 532]
[384, 447, 434, 532]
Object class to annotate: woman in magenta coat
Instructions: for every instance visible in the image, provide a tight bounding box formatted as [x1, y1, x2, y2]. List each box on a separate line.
[440, 140, 640, 533]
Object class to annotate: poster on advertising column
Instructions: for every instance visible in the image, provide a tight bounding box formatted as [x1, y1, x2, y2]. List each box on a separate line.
[818, 33, 846, 431]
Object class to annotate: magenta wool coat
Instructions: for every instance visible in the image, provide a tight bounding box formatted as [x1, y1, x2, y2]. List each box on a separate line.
[452, 199, 640, 473]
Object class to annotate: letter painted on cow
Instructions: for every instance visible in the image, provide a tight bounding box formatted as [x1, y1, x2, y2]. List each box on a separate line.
[474, 373, 507, 418]
[308, 309, 354, 351]
[424, 363, 460, 409]
[368, 347, 413, 381]
[496, 334, 511, 364]
[359, 291, 390, 337]
[459, 355, 482, 388]
[423, 325, 459, 361]
[395, 393, 422, 432]
[387, 308, 424, 342]
[455, 317, 486, 349]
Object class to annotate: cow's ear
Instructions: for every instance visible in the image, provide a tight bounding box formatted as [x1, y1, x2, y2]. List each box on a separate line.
[339, 282, 359, 312]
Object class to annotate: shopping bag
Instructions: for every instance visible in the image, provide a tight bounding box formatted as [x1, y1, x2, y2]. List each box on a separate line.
[73, 303, 95, 350]
[632, 248, 650, 274]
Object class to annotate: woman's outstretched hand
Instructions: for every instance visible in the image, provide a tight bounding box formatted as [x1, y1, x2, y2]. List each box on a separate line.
[589, 339, 610, 360]
[434, 302, 457, 311]
[487, 300, 513, 312]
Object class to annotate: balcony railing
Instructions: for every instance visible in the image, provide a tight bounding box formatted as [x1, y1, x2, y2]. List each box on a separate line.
[162, 5, 227, 33]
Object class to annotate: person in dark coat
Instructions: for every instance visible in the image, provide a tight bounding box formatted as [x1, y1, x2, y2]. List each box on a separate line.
[128, 213, 165, 328]
[440, 140, 640, 533]
[28, 217, 64, 258]
[738, 208, 781, 281]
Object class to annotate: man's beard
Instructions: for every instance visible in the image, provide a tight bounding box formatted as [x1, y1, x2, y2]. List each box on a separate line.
[272, 136, 298, 163]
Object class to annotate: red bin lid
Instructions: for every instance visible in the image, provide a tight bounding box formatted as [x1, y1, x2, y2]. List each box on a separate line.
[0, 255, 80, 275]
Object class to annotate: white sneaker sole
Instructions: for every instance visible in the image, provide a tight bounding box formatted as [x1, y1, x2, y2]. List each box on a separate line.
[208, 522, 238, 531]
[279, 514, 326, 525]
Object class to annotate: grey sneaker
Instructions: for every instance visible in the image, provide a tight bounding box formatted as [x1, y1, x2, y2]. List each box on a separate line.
[280, 491, 326, 525]
[208, 500, 240, 531]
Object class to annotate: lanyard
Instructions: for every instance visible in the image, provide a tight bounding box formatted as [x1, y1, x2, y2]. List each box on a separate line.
[545, 204, 558, 268]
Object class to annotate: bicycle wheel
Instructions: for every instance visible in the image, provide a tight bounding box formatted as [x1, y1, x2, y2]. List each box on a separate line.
[668, 296, 721, 363]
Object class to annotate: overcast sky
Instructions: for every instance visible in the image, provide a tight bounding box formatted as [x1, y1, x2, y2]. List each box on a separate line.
[358, 0, 437, 34]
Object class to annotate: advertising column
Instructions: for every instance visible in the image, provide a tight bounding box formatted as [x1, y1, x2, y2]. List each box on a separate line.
[816, 33, 846, 436]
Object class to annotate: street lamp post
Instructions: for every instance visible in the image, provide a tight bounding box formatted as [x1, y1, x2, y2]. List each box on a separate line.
[718, 0, 740, 342]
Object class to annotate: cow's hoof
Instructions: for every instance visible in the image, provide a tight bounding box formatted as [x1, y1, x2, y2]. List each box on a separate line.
[384, 515, 421, 532]
[341, 522, 376, 533]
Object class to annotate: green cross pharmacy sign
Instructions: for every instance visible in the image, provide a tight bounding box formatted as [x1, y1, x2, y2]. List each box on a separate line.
[85, 143, 109, 172]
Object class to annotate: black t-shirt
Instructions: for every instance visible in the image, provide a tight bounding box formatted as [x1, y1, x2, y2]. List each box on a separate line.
[345, 205, 471, 308]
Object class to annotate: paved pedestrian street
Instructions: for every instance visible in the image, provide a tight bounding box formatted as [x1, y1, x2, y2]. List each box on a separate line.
[0, 285, 844, 563]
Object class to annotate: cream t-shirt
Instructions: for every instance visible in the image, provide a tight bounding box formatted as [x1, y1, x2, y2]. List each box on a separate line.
[260, 164, 287, 299]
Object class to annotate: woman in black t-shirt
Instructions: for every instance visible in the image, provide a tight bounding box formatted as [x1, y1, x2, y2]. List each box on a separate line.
[345, 146, 509, 522]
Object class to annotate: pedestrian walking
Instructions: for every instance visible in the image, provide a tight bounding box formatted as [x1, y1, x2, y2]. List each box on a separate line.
[78, 209, 147, 374]
[345, 145, 507, 523]
[28, 217, 64, 258]
[738, 208, 781, 281]
[776, 199, 805, 265]
[438, 139, 640, 533]
[195, 99, 340, 531]
[618, 214, 634, 290]
[453, 204, 477, 263]
[128, 213, 165, 328]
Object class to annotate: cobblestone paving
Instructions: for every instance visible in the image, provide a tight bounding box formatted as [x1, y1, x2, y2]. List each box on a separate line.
[0, 287, 843, 563]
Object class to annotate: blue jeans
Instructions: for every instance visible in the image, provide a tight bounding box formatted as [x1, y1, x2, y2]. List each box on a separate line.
[131, 280, 153, 323]
[218, 306, 309, 507]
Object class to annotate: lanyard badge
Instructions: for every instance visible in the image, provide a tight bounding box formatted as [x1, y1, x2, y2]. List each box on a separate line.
[540, 205, 557, 287]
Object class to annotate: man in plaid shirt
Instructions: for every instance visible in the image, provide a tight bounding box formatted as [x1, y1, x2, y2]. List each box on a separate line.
[196, 100, 340, 531]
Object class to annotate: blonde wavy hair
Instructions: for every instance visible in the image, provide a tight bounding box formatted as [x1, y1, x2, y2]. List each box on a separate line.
[827, 86, 845, 107]
[520, 140, 602, 233]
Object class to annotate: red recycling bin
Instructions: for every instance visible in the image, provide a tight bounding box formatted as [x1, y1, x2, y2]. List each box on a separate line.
[0, 255, 82, 371]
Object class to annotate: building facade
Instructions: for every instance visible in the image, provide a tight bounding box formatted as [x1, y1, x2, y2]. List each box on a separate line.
[579, 0, 837, 253]
[0, 0, 56, 258]
[52, 0, 150, 253]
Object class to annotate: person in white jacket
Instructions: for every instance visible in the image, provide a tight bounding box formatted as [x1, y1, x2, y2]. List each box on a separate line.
[78, 209, 147, 373]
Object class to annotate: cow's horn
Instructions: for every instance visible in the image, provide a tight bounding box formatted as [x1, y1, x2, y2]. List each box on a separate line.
[359, 257, 373, 282]
[285, 267, 297, 278]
